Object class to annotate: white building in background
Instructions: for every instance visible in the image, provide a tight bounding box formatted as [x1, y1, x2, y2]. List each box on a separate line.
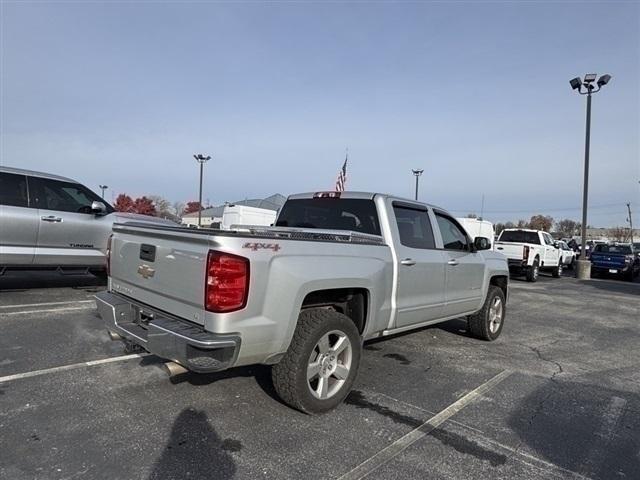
[181, 194, 286, 228]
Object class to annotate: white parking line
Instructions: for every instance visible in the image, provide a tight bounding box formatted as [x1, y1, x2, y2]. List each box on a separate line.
[1, 305, 95, 316]
[339, 370, 512, 480]
[364, 390, 592, 480]
[0, 353, 149, 384]
[0, 300, 95, 309]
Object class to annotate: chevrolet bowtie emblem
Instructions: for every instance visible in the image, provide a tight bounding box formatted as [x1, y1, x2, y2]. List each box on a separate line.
[137, 264, 155, 279]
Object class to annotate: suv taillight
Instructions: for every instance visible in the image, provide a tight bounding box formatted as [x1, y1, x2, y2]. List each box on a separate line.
[523, 245, 530, 263]
[205, 250, 250, 313]
[106, 234, 113, 276]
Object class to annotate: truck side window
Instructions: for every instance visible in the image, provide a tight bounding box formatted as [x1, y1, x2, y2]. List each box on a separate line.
[0, 172, 29, 207]
[392, 205, 435, 249]
[435, 214, 470, 251]
[29, 177, 113, 214]
[543, 233, 555, 245]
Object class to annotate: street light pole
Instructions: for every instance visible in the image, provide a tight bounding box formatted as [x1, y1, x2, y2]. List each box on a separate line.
[570, 73, 612, 279]
[193, 154, 211, 227]
[580, 89, 591, 262]
[99, 185, 108, 199]
[412, 169, 424, 201]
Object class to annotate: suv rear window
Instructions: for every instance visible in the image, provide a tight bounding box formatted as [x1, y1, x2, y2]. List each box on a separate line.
[498, 230, 540, 244]
[276, 198, 381, 236]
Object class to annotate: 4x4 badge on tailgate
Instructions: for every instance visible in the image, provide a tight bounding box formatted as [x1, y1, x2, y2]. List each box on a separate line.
[137, 264, 156, 279]
[243, 242, 281, 252]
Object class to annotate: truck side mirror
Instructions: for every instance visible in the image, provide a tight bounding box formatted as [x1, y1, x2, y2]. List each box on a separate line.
[91, 201, 107, 215]
[474, 237, 491, 251]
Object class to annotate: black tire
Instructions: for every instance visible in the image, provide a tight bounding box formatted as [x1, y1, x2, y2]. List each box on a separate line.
[526, 259, 539, 282]
[568, 258, 575, 270]
[467, 286, 506, 341]
[624, 269, 634, 282]
[552, 260, 563, 278]
[272, 309, 362, 414]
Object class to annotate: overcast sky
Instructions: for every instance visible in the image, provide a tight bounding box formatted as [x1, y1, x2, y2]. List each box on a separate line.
[2, 1, 638, 226]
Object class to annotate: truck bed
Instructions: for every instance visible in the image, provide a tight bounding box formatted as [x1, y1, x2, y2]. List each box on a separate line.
[106, 221, 393, 366]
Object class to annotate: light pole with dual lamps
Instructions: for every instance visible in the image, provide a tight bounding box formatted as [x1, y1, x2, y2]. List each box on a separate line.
[569, 73, 612, 279]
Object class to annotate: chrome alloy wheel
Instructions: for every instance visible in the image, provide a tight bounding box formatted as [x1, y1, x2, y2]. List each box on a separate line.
[488, 296, 503, 334]
[307, 330, 353, 400]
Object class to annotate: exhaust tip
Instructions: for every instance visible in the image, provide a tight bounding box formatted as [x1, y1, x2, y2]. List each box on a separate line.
[108, 331, 123, 341]
[163, 361, 189, 377]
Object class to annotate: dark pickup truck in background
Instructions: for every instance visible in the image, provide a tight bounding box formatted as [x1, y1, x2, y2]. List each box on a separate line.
[590, 244, 640, 281]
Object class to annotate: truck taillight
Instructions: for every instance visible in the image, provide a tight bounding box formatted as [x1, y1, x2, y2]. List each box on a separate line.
[106, 234, 113, 276]
[523, 245, 530, 263]
[205, 251, 250, 313]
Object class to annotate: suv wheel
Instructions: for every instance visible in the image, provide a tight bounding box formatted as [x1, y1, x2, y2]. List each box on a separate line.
[272, 308, 361, 414]
[467, 286, 506, 341]
[526, 259, 539, 282]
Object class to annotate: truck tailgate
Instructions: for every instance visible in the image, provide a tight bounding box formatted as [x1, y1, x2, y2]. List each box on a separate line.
[590, 252, 626, 269]
[494, 242, 527, 260]
[109, 224, 208, 325]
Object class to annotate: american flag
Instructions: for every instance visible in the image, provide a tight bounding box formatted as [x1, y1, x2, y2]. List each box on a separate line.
[335, 153, 348, 192]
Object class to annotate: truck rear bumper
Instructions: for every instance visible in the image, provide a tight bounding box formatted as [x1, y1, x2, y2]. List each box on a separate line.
[95, 291, 240, 373]
[507, 259, 528, 272]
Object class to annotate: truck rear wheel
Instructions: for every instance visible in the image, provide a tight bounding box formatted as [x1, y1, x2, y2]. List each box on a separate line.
[467, 286, 506, 341]
[272, 308, 362, 414]
[526, 259, 539, 282]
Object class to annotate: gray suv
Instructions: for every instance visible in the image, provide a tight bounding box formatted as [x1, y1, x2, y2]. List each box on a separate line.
[0, 166, 175, 276]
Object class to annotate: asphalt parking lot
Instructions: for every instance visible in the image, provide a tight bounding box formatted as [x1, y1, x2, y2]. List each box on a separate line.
[1, 271, 639, 480]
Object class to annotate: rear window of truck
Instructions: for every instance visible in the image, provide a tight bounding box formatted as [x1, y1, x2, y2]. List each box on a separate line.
[498, 230, 540, 244]
[276, 198, 381, 236]
[593, 244, 632, 254]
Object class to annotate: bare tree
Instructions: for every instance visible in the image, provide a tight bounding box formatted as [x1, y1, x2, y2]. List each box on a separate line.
[556, 219, 579, 237]
[608, 226, 628, 242]
[466, 213, 478, 219]
[172, 201, 185, 217]
[529, 215, 554, 232]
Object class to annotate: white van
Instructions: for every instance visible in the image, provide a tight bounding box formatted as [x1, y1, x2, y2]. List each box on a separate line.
[456, 218, 496, 250]
[221, 204, 278, 230]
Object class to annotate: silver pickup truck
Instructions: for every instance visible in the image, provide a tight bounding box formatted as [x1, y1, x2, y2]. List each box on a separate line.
[96, 192, 509, 413]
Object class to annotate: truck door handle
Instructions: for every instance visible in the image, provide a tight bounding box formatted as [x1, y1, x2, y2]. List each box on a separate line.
[41, 216, 63, 223]
[400, 258, 416, 266]
[447, 259, 459, 266]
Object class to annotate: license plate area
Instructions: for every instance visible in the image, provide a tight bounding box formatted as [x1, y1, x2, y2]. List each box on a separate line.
[609, 269, 618, 274]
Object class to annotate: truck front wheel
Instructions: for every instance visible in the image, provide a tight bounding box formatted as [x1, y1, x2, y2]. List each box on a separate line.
[552, 260, 563, 278]
[272, 308, 362, 414]
[467, 286, 506, 341]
